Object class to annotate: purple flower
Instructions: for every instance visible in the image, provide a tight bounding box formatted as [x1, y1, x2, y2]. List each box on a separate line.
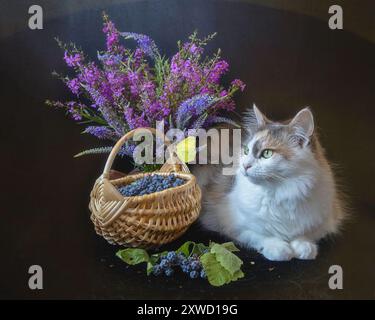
[124, 107, 150, 129]
[83, 126, 118, 140]
[219, 90, 228, 97]
[98, 81, 114, 103]
[149, 102, 163, 114]
[99, 105, 125, 136]
[66, 101, 83, 121]
[66, 78, 80, 95]
[170, 53, 181, 74]
[133, 48, 144, 67]
[85, 86, 106, 108]
[106, 71, 126, 97]
[103, 20, 120, 51]
[199, 86, 215, 94]
[127, 71, 141, 96]
[215, 98, 235, 112]
[183, 42, 203, 56]
[127, 71, 138, 83]
[121, 32, 159, 58]
[141, 81, 155, 97]
[144, 101, 170, 121]
[97, 52, 122, 66]
[53, 101, 83, 121]
[205, 60, 229, 83]
[171, 54, 202, 85]
[123, 108, 137, 129]
[176, 94, 215, 128]
[63, 51, 82, 67]
[107, 33, 119, 49]
[231, 79, 246, 92]
[182, 60, 192, 78]
[119, 144, 136, 157]
[79, 63, 101, 87]
[47, 100, 82, 120]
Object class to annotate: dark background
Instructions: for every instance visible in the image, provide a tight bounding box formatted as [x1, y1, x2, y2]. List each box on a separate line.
[0, 0, 374, 299]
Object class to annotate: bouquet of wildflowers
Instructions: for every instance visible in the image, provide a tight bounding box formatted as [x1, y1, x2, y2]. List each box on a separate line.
[46, 13, 245, 160]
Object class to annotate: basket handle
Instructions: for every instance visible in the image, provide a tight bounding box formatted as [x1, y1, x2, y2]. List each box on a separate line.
[102, 127, 189, 178]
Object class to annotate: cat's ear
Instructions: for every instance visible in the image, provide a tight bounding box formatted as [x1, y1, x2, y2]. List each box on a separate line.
[244, 104, 268, 133]
[253, 104, 267, 126]
[289, 107, 314, 146]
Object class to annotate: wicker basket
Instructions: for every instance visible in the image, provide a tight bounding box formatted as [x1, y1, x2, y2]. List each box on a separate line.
[89, 128, 202, 248]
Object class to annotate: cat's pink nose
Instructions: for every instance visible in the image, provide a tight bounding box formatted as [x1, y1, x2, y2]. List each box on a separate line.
[243, 163, 252, 170]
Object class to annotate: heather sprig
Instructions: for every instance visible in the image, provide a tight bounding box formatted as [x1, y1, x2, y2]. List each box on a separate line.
[83, 126, 119, 140]
[176, 94, 216, 129]
[120, 32, 160, 58]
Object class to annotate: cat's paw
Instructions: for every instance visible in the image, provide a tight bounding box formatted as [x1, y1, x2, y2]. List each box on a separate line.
[260, 238, 294, 261]
[290, 239, 318, 260]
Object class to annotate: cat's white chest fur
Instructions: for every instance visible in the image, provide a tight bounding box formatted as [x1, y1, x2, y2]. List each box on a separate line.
[228, 171, 328, 241]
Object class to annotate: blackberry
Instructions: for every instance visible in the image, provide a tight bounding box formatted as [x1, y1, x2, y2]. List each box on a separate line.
[181, 265, 190, 274]
[176, 253, 185, 263]
[180, 260, 191, 273]
[152, 265, 162, 276]
[165, 268, 174, 277]
[166, 251, 177, 263]
[190, 260, 201, 271]
[200, 269, 207, 278]
[159, 258, 170, 269]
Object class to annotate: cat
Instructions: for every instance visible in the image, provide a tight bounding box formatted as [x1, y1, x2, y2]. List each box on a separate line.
[192, 105, 345, 261]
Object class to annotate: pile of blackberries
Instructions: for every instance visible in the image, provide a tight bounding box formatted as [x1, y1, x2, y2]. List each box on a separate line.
[117, 174, 185, 197]
[152, 251, 207, 279]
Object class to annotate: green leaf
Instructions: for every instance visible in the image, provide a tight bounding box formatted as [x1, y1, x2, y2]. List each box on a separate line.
[210, 243, 243, 276]
[200, 253, 232, 287]
[116, 248, 150, 265]
[146, 252, 166, 276]
[146, 262, 154, 276]
[176, 241, 195, 257]
[152, 251, 168, 260]
[221, 242, 240, 252]
[191, 243, 209, 256]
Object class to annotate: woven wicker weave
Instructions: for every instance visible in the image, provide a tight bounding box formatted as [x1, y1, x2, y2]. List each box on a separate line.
[89, 128, 202, 248]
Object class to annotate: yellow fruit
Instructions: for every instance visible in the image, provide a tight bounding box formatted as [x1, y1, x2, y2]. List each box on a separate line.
[176, 136, 197, 163]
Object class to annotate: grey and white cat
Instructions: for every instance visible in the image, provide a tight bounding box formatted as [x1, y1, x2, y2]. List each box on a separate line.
[193, 105, 345, 261]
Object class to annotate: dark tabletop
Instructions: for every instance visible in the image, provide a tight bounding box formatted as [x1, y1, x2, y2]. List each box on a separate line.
[0, 0, 374, 299]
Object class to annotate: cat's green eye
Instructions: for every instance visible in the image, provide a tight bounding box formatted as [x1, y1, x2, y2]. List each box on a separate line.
[243, 145, 249, 155]
[261, 149, 273, 159]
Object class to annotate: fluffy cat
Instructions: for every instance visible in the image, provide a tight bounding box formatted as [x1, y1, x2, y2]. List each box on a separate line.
[193, 105, 345, 261]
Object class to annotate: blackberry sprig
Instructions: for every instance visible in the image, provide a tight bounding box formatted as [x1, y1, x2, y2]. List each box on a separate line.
[116, 241, 244, 286]
[152, 251, 207, 279]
